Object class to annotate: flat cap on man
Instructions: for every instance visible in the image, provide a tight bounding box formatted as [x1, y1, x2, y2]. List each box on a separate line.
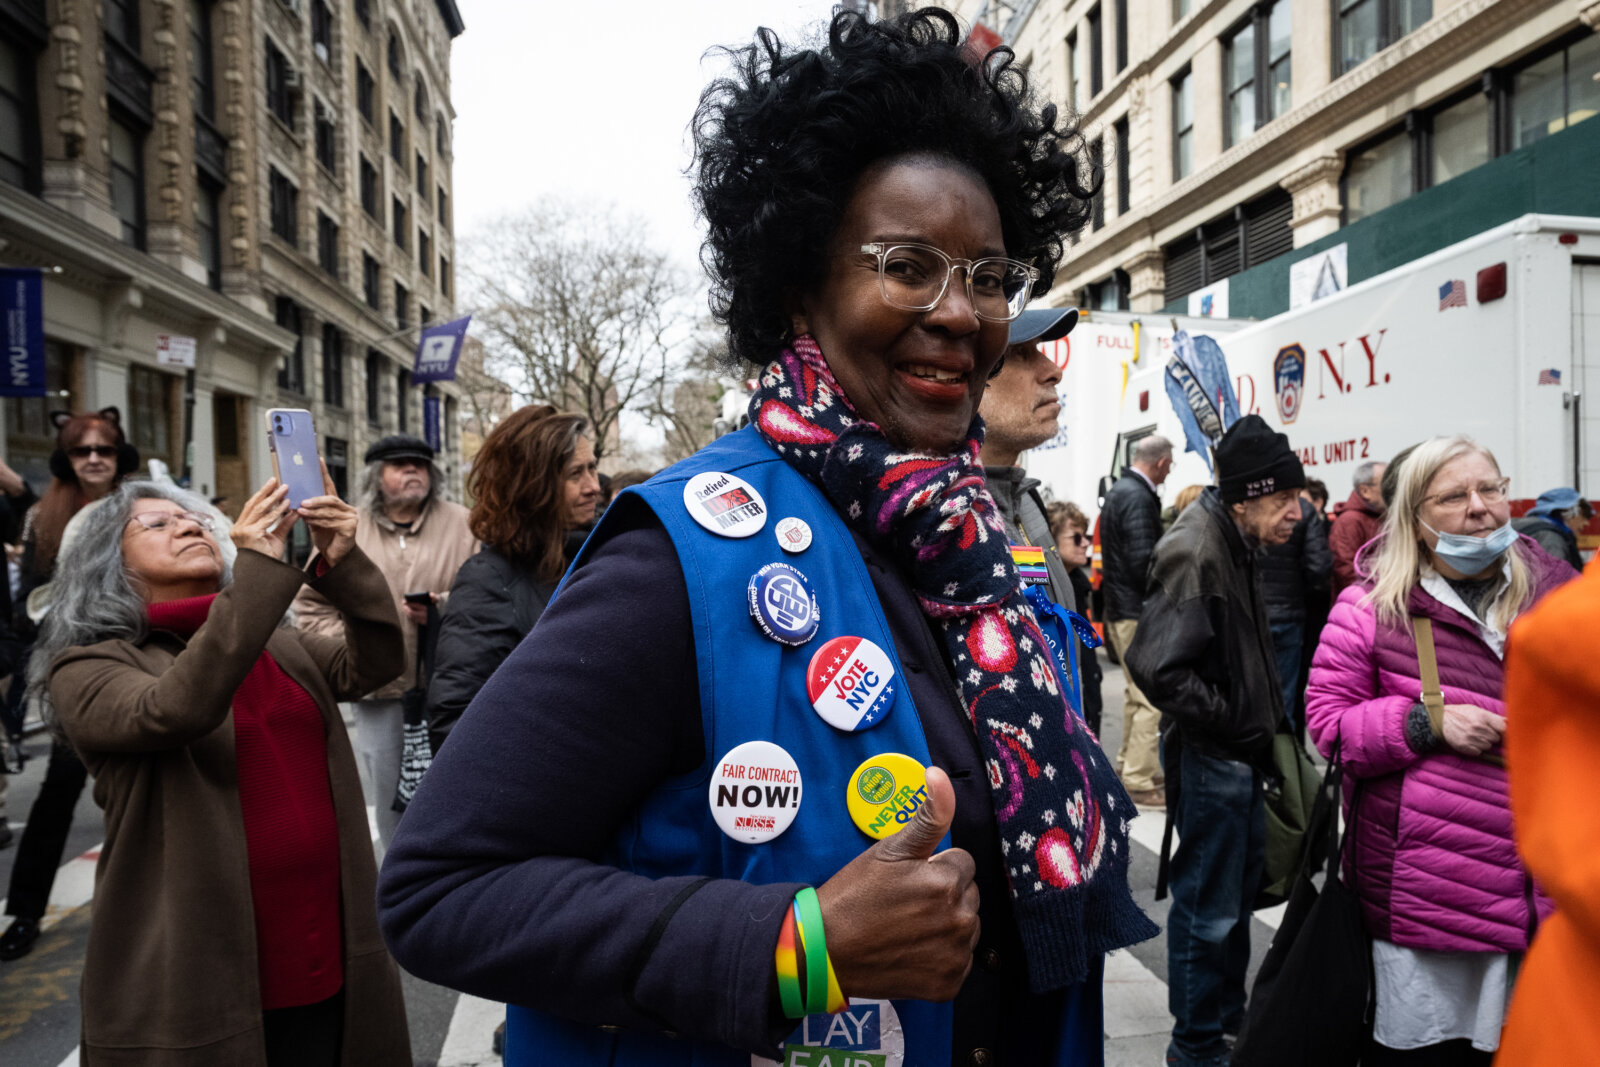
[364, 434, 434, 465]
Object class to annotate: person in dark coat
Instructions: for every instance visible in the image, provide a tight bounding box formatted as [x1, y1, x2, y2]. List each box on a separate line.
[1258, 497, 1332, 732]
[1098, 434, 1172, 807]
[1512, 487, 1587, 572]
[1126, 416, 1306, 1067]
[424, 404, 601, 752]
[1330, 459, 1386, 594]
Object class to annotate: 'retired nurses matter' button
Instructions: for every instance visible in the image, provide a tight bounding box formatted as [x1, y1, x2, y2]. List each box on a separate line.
[846, 753, 929, 841]
[806, 635, 896, 731]
[709, 740, 803, 844]
[682, 471, 768, 538]
[748, 562, 820, 646]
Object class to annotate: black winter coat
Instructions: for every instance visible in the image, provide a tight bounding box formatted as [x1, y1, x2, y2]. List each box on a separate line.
[1513, 515, 1584, 572]
[1258, 498, 1333, 625]
[424, 546, 557, 752]
[1124, 488, 1281, 769]
[1099, 471, 1163, 621]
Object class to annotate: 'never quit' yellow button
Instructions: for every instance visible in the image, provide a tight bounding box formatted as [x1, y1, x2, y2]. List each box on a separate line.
[846, 753, 928, 841]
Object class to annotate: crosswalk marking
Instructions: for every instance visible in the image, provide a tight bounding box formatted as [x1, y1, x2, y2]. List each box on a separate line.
[1125, 805, 1286, 930]
[439, 993, 505, 1066]
[0, 840, 101, 936]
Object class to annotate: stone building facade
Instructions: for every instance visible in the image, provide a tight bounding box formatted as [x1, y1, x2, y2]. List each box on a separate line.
[942, 0, 1599, 314]
[0, 0, 465, 512]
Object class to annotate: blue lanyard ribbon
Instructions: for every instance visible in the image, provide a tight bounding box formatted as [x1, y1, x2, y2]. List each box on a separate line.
[1023, 585, 1101, 724]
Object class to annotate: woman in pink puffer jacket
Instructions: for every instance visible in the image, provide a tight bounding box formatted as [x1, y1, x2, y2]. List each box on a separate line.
[1305, 436, 1575, 1067]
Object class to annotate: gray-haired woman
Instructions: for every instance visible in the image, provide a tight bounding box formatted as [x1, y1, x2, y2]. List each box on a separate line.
[39, 473, 411, 1067]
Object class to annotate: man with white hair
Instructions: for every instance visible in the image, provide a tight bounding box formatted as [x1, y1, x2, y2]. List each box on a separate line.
[1330, 459, 1386, 594]
[1100, 432, 1173, 807]
[294, 434, 476, 854]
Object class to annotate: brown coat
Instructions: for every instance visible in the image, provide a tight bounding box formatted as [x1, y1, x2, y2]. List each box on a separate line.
[293, 498, 477, 700]
[50, 548, 411, 1066]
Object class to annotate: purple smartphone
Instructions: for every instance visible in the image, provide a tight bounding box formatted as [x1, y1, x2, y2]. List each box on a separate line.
[265, 408, 324, 510]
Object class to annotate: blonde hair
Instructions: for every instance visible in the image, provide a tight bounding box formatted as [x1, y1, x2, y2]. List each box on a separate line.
[1174, 484, 1205, 514]
[1364, 435, 1532, 631]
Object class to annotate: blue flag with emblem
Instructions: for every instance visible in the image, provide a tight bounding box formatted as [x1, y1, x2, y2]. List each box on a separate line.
[1163, 330, 1240, 475]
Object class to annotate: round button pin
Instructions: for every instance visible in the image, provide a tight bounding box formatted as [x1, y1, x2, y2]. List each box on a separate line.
[846, 753, 929, 841]
[709, 740, 802, 844]
[682, 471, 768, 539]
[747, 562, 820, 646]
[806, 635, 896, 731]
[774, 517, 813, 554]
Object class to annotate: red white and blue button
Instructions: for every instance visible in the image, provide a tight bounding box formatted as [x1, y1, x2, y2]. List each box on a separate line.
[747, 562, 820, 646]
[806, 635, 896, 732]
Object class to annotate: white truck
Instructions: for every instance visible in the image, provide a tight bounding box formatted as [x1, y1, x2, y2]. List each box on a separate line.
[1025, 213, 1600, 550]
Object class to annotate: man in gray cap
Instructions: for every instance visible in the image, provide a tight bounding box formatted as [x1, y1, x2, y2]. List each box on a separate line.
[980, 306, 1079, 611]
[294, 434, 477, 855]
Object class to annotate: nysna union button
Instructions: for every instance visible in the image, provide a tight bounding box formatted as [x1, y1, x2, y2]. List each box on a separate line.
[682, 471, 768, 538]
[709, 740, 802, 844]
[806, 635, 896, 731]
[747, 562, 820, 646]
[774, 516, 813, 554]
[846, 753, 929, 841]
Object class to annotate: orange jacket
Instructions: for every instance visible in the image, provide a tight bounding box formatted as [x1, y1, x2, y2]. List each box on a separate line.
[1498, 557, 1600, 1064]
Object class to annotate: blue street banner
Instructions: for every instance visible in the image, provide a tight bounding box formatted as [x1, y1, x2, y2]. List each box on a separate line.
[1, 268, 46, 398]
[423, 394, 442, 452]
[412, 315, 470, 383]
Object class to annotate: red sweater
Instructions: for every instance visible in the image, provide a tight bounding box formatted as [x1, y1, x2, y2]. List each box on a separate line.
[148, 595, 344, 1010]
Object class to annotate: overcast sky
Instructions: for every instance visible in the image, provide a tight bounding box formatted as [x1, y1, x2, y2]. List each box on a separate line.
[449, 1, 840, 277]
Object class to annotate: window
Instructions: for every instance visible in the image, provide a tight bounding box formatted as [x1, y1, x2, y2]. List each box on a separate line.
[1173, 0, 1190, 23]
[355, 0, 370, 29]
[419, 230, 431, 276]
[0, 37, 40, 191]
[389, 111, 405, 166]
[314, 99, 337, 173]
[414, 77, 428, 122]
[1114, 0, 1128, 74]
[392, 195, 407, 249]
[356, 60, 374, 122]
[265, 37, 293, 128]
[316, 210, 339, 276]
[363, 252, 380, 308]
[1089, 136, 1105, 231]
[312, 1, 333, 64]
[1114, 115, 1130, 215]
[1224, 3, 1291, 149]
[196, 180, 222, 289]
[1066, 32, 1083, 113]
[420, 304, 432, 329]
[1511, 33, 1600, 149]
[1087, 6, 1104, 98]
[275, 296, 305, 394]
[394, 282, 408, 328]
[189, 0, 216, 121]
[1340, 0, 1431, 74]
[359, 155, 378, 217]
[1082, 271, 1130, 311]
[388, 29, 403, 79]
[1431, 92, 1489, 184]
[269, 166, 298, 245]
[321, 322, 344, 408]
[109, 115, 145, 249]
[1162, 188, 1293, 303]
[436, 113, 447, 155]
[396, 368, 410, 432]
[365, 349, 382, 424]
[325, 436, 348, 497]
[439, 255, 450, 298]
[437, 185, 449, 228]
[1172, 70, 1194, 180]
[1343, 130, 1410, 223]
[128, 365, 174, 467]
[416, 152, 427, 196]
[104, 0, 140, 49]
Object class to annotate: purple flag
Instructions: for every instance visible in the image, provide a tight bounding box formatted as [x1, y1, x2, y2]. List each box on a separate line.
[423, 395, 442, 452]
[1, 269, 46, 398]
[412, 315, 470, 383]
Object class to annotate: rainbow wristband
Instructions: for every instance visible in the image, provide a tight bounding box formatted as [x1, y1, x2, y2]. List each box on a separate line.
[774, 904, 805, 1018]
[792, 887, 848, 1015]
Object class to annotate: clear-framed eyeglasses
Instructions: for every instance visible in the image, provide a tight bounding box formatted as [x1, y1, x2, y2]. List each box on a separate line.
[128, 510, 216, 534]
[860, 243, 1038, 323]
[1423, 477, 1510, 513]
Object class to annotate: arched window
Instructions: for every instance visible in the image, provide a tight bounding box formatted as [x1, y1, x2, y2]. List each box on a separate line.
[414, 76, 428, 122]
[435, 111, 448, 155]
[387, 29, 403, 79]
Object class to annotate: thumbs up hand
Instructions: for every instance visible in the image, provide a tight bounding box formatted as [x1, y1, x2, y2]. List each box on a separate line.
[814, 767, 981, 1002]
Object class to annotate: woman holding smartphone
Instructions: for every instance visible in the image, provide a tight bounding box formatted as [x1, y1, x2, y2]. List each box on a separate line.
[37, 469, 410, 1066]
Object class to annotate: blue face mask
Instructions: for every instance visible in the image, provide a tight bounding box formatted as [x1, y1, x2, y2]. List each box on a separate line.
[1422, 519, 1518, 574]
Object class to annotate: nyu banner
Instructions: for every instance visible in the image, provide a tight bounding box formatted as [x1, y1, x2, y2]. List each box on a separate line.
[1, 268, 46, 398]
[423, 394, 442, 452]
[412, 315, 470, 383]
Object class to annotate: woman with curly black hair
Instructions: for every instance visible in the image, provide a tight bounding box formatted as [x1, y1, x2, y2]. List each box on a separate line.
[380, 10, 1155, 1065]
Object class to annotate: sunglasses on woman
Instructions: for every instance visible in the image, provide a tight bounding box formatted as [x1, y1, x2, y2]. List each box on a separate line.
[68, 445, 117, 459]
[1060, 532, 1089, 547]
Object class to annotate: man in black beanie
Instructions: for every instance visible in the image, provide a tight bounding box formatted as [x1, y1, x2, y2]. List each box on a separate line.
[1125, 415, 1305, 1067]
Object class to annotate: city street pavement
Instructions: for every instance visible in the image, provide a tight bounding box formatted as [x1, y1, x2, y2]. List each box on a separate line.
[0, 654, 1299, 1066]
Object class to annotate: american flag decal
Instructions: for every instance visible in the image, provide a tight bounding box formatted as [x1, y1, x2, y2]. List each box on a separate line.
[1538, 368, 1562, 386]
[1438, 279, 1467, 310]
